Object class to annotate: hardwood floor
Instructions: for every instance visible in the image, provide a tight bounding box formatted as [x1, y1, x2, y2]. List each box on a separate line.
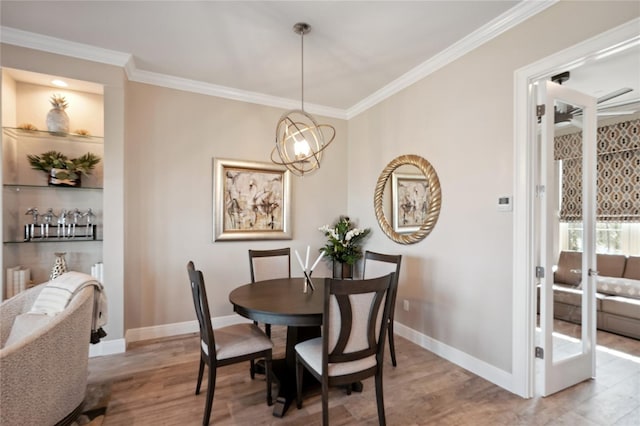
[89, 323, 640, 425]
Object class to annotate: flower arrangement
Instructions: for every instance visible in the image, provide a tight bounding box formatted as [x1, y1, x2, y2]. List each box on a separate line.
[319, 215, 371, 265]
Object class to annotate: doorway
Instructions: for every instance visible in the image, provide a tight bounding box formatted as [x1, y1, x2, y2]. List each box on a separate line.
[512, 18, 640, 398]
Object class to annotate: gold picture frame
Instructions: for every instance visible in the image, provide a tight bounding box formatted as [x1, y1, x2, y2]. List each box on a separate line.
[213, 158, 291, 241]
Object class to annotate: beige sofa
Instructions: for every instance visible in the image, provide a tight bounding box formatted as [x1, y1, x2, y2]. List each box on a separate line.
[0, 283, 94, 426]
[538, 251, 640, 340]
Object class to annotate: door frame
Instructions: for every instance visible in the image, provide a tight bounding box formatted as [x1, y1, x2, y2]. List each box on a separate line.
[512, 18, 639, 398]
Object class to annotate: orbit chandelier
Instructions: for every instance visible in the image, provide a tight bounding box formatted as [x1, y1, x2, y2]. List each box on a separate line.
[271, 22, 336, 177]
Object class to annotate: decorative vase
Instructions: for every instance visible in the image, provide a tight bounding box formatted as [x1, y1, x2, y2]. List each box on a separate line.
[48, 168, 80, 187]
[333, 262, 354, 279]
[46, 107, 70, 134]
[50, 252, 68, 280]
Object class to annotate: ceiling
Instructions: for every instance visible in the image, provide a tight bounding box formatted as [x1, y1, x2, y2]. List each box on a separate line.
[1, 1, 638, 117]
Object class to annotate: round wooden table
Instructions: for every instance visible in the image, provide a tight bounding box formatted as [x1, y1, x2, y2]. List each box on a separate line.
[229, 277, 324, 417]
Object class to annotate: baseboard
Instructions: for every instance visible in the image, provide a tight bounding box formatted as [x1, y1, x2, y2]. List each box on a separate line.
[122, 316, 515, 393]
[89, 338, 126, 358]
[124, 315, 251, 345]
[393, 321, 515, 394]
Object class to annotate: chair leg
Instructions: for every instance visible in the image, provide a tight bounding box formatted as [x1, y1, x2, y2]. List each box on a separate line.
[265, 323, 271, 338]
[375, 371, 386, 426]
[249, 359, 255, 379]
[295, 356, 303, 409]
[388, 319, 397, 367]
[203, 364, 216, 426]
[321, 378, 329, 426]
[196, 357, 205, 395]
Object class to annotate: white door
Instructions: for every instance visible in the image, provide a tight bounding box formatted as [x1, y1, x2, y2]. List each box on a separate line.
[537, 79, 598, 396]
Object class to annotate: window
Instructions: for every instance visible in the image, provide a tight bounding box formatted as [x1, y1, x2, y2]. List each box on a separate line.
[561, 222, 640, 255]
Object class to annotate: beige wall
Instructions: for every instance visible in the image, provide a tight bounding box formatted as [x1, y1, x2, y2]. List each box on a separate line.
[348, 1, 640, 372]
[123, 82, 348, 328]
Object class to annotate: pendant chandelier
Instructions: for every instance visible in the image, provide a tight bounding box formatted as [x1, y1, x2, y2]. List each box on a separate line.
[271, 22, 336, 177]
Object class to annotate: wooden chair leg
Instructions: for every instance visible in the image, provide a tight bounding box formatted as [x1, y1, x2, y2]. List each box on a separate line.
[388, 319, 397, 367]
[203, 365, 216, 426]
[196, 358, 205, 395]
[375, 371, 386, 426]
[295, 356, 303, 409]
[265, 353, 273, 406]
[321, 379, 329, 426]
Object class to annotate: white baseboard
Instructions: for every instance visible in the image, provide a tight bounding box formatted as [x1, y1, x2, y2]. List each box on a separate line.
[89, 338, 126, 357]
[122, 316, 515, 393]
[124, 315, 251, 344]
[393, 321, 515, 394]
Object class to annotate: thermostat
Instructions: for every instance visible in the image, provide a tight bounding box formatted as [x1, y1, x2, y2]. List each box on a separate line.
[497, 196, 512, 212]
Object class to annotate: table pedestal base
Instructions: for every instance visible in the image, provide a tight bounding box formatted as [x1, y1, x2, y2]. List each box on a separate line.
[271, 325, 320, 417]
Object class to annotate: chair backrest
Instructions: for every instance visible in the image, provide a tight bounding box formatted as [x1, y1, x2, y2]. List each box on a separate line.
[362, 251, 402, 319]
[323, 273, 396, 366]
[248, 248, 291, 283]
[187, 261, 216, 361]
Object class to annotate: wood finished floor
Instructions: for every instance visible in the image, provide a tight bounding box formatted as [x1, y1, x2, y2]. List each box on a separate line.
[89, 323, 640, 425]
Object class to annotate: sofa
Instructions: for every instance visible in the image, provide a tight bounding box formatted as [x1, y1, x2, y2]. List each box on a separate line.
[537, 251, 640, 340]
[0, 282, 95, 426]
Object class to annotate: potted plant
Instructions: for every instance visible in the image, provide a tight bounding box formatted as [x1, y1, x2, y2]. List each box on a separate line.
[27, 150, 101, 187]
[319, 215, 371, 278]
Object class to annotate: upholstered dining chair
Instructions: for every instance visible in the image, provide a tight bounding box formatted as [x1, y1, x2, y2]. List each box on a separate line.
[248, 248, 290, 377]
[295, 273, 396, 426]
[248, 247, 291, 338]
[187, 261, 273, 425]
[362, 250, 402, 367]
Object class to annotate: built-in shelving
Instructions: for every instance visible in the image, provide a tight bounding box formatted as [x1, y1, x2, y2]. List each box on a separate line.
[2, 112, 104, 291]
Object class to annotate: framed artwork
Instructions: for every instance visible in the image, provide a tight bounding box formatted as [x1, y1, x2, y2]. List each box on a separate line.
[391, 172, 429, 234]
[213, 158, 291, 241]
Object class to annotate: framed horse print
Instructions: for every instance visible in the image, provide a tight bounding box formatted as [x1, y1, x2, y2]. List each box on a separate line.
[213, 158, 291, 241]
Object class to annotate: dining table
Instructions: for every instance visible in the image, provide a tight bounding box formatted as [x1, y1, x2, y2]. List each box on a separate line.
[229, 276, 325, 418]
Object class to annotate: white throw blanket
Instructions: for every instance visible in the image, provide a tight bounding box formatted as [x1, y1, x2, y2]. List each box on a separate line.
[29, 271, 108, 343]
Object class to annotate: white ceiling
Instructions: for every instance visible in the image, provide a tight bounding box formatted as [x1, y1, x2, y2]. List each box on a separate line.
[1, 1, 638, 117]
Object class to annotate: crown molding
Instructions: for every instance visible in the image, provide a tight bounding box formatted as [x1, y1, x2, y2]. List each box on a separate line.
[0, 26, 131, 67]
[127, 67, 347, 119]
[346, 0, 558, 119]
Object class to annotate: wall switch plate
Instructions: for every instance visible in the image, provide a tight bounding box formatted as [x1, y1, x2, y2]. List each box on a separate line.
[403, 299, 410, 311]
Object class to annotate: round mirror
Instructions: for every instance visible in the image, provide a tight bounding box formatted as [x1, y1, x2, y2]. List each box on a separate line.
[374, 154, 441, 244]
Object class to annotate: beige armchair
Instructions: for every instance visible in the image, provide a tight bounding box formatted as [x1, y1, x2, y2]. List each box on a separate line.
[0, 283, 94, 426]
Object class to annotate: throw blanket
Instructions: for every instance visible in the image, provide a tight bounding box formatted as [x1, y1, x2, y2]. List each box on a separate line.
[29, 271, 108, 344]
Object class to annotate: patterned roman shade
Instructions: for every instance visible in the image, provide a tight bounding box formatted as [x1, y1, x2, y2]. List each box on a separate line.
[554, 118, 640, 222]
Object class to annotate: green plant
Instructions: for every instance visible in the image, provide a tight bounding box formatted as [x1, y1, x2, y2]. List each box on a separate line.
[27, 150, 101, 180]
[319, 215, 371, 265]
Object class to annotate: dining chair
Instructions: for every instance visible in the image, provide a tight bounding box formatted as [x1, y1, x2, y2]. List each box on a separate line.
[187, 261, 273, 425]
[248, 247, 290, 377]
[294, 273, 396, 426]
[362, 250, 402, 367]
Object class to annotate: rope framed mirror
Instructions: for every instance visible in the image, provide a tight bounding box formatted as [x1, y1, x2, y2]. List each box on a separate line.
[373, 154, 442, 244]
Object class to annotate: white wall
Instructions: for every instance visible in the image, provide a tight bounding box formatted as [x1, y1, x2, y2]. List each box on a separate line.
[347, 1, 640, 373]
